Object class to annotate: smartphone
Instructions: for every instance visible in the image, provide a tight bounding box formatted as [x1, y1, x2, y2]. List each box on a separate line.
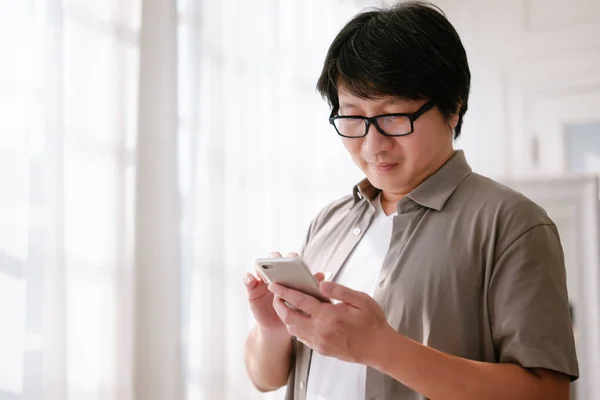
[254, 256, 329, 303]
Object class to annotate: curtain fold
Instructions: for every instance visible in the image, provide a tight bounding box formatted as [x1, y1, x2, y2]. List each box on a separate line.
[41, 0, 67, 399]
[133, 0, 183, 399]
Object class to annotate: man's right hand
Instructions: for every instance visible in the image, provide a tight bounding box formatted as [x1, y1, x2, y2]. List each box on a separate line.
[245, 251, 325, 334]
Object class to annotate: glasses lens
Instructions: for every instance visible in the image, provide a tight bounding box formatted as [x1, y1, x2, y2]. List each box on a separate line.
[376, 115, 412, 136]
[333, 118, 365, 137]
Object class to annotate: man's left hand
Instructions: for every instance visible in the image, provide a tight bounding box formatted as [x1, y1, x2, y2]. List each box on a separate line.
[268, 280, 394, 365]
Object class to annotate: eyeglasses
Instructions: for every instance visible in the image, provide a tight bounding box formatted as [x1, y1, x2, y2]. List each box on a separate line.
[328, 100, 435, 138]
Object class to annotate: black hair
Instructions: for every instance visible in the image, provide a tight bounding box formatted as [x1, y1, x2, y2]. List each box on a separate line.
[316, 1, 471, 139]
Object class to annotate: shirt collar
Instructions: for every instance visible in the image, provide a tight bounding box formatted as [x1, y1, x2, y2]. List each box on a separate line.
[352, 150, 472, 212]
[352, 178, 380, 203]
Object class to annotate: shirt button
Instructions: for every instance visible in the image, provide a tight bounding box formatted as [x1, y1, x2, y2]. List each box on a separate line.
[352, 227, 361, 235]
[299, 381, 305, 390]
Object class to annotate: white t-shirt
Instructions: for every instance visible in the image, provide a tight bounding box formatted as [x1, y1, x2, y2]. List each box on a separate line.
[306, 195, 397, 400]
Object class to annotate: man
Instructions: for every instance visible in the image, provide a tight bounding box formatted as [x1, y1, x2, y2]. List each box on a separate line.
[243, 2, 578, 399]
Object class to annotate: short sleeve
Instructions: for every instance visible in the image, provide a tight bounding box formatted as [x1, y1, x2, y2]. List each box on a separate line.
[488, 223, 579, 380]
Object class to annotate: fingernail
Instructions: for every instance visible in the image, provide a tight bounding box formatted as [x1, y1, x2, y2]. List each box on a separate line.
[244, 273, 254, 287]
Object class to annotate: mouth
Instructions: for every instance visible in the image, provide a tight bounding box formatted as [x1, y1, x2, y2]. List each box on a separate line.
[370, 162, 398, 172]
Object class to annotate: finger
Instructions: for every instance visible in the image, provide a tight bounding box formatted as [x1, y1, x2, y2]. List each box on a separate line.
[314, 272, 325, 283]
[268, 251, 282, 258]
[245, 273, 270, 301]
[244, 273, 258, 289]
[283, 252, 299, 258]
[272, 296, 310, 326]
[319, 281, 369, 308]
[247, 286, 270, 301]
[269, 283, 323, 315]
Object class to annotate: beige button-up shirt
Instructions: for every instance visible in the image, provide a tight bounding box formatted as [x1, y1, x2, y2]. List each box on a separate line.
[285, 150, 578, 400]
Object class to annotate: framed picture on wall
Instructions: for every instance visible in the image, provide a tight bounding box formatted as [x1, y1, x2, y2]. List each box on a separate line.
[565, 121, 600, 174]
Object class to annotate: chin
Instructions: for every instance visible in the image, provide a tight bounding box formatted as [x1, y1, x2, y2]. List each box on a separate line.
[364, 175, 387, 191]
[366, 168, 406, 191]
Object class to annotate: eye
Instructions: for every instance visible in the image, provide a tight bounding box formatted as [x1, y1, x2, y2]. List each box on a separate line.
[379, 116, 401, 126]
[377, 116, 412, 135]
[333, 118, 365, 137]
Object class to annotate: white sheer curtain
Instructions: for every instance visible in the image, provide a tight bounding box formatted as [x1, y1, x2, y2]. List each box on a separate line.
[0, 0, 372, 399]
[180, 1, 366, 399]
[0, 0, 142, 399]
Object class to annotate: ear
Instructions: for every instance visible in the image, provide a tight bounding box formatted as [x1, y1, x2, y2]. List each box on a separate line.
[448, 103, 462, 130]
[449, 114, 459, 130]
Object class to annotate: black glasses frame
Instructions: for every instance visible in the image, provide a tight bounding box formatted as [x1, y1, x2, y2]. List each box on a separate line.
[328, 100, 436, 138]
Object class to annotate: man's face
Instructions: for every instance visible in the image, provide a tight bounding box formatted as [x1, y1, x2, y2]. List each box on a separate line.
[337, 85, 457, 195]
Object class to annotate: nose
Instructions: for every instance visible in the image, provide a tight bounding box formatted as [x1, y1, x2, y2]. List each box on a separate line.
[363, 122, 393, 154]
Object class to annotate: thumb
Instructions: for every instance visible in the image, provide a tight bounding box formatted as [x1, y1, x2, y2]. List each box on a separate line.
[320, 281, 367, 307]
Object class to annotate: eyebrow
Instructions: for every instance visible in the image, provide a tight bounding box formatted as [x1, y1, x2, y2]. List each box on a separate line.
[338, 101, 359, 110]
[339, 97, 404, 110]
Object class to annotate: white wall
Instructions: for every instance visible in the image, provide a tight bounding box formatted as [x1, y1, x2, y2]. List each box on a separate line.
[383, 0, 600, 179]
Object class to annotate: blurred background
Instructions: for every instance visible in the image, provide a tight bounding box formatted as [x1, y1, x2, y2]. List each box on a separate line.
[0, 0, 599, 399]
